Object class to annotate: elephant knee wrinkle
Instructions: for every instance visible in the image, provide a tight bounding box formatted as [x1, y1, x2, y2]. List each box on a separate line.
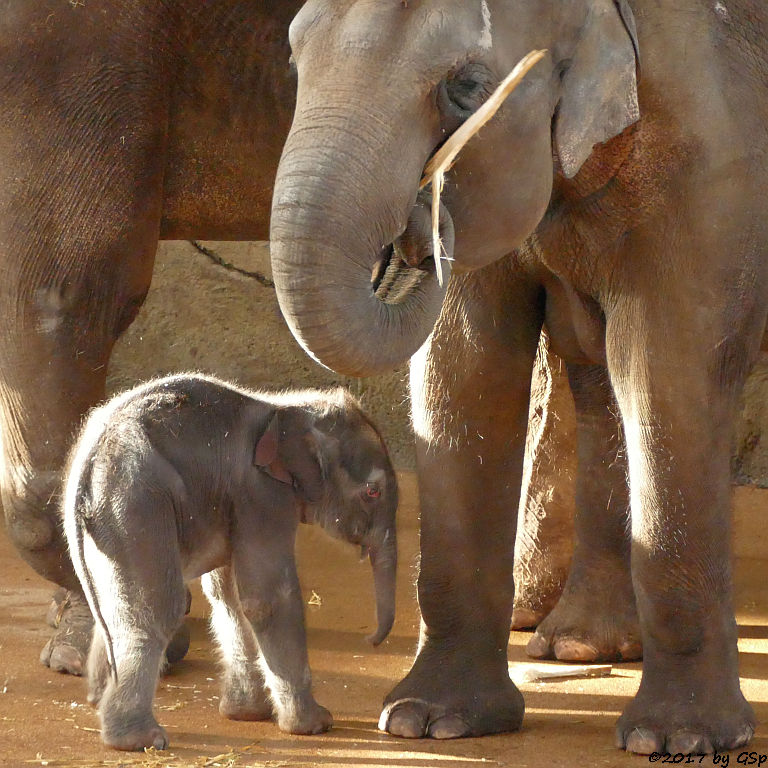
[240, 596, 275, 628]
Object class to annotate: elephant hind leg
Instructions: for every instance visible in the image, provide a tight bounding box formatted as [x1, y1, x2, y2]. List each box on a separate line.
[526, 362, 640, 663]
[608, 291, 758, 755]
[512, 332, 576, 630]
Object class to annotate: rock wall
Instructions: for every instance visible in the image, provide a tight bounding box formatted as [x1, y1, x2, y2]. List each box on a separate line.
[109, 241, 768, 487]
[108, 241, 416, 468]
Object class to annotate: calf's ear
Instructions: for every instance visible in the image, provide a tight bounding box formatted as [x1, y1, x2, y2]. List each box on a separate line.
[253, 410, 293, 485]
[554, 0, 640, 178]
[254, 409, 325, 502]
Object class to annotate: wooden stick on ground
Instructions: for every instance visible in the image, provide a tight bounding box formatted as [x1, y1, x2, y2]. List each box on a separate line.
[419, 49, 548, 285]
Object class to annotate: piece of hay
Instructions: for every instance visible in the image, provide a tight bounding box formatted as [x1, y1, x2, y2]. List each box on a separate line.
[509, 661, 613, 685]
[420, 49, 547, 285]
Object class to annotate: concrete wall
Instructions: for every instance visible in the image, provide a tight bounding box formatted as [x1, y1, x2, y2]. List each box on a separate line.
[108, 241, 416, 468]
[109, 241, 768, 486]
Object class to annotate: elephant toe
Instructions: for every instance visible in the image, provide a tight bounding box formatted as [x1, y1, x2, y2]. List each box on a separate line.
[524, 632, 552, 659]
[380, 699, 429, 738]
[552, 637, 600, 662]
[510, 606, 543, 630]
[667, 731, 713, 755]
[619, 727, 662, 755]
[428, 714, 472, 740]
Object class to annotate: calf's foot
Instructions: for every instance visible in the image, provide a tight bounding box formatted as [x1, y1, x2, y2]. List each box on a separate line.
[220, 679, 273, 721]
[380, 642, 524, 739]
[101, 717, 169, 752]
[277, 699, 333, 735]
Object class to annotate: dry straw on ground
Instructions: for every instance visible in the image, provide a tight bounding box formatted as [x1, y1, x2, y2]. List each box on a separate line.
[23, 744, 274, 768]
[419, 49, 547, 285]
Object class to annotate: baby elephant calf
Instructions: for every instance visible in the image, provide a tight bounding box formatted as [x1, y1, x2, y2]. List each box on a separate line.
[63, 374, 398, 751]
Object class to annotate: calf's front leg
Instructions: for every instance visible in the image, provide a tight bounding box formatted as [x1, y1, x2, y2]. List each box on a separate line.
[231, 526, 332, 735]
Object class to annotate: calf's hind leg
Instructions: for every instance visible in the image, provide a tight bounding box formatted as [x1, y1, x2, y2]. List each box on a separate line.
[86, 630, 111, 709]
[85, 513, 186, 750]
[202, 567, 273, 721]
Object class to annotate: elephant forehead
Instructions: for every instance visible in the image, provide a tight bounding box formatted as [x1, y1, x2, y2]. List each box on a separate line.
[293, 0, 494, 69]
[339, 425, 390, 477]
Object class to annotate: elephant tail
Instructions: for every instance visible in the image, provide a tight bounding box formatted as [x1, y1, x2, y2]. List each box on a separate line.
[76, 510, 119, 684]
[63, 426, 119, 684]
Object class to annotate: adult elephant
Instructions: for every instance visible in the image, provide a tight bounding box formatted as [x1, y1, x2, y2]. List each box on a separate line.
[271, 0, 767, 756]
[0, 0, 572, 679]
[0, 1, 309, 673]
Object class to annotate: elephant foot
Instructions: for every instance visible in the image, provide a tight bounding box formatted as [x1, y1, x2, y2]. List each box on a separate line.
[40, 590, 93, 675]
[219, 680, 273, 722]
[616, 676, 755, 754]
[510, 603, 550, 631]
[277, 700, 333, 735]
[162, 623, 191, 668]
[525, 563, 641, 662]
[380, 645, 524, 739]
[102, 718, 169, 752]
[512, 554, 570, 630]
[43, 590, 192, 676]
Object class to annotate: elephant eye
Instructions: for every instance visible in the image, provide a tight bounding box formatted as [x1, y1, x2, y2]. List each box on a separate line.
[364, 482, 381, 499]
[437, 62, 496, 133]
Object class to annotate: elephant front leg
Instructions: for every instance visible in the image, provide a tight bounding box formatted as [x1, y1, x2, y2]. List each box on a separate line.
[201, 567, 272, 722]
[232, 544, 332, 735]
[0, 29, 173, 674]
[381, 265, 543, 739]
[527, 362, 640, 662]
[608, 300, 757, 755]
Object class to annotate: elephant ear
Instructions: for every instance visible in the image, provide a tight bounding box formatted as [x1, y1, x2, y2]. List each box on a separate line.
[254, 409, 326, 503]
[554, 0, 640, 178]
[254, 410, 293, 485]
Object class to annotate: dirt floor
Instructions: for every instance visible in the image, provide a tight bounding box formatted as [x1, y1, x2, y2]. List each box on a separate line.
[2, 473, 768, 768]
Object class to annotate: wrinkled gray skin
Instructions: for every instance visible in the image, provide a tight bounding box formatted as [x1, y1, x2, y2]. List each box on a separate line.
[271, 0, 768, 756]
[63, 374, 398, 751]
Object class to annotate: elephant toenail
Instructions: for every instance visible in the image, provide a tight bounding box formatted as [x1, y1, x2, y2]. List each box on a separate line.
[624, 727, 661, 754]
[553, 638, 599, 662]
[667, 730, 712, 755]
[525, 632, 551, 659]
[724, 724, 755, 750]
[428, 715, 471, 739]
[380, 700, 429, 738]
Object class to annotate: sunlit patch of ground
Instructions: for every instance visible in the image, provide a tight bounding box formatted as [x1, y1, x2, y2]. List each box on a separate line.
[1, 474, 767, 768]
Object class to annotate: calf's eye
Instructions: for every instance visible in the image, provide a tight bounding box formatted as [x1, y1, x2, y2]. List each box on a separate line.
[365, 483, 381, 499]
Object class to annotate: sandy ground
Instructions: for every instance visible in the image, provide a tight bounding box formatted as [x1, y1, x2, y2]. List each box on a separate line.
[2, 473, 768, 768]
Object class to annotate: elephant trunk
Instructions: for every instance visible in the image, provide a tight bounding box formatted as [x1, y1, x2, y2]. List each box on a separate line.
[270, 95, 453, 378]
[366, 528, 397, 646]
